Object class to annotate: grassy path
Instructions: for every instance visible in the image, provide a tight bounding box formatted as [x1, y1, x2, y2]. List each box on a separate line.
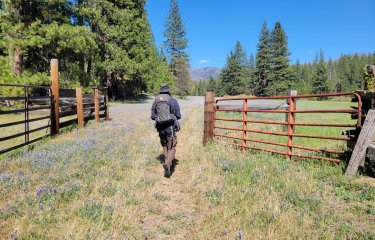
[118, 103, 220, 238]
[1, 98, 374, 239]
[0, 97, 225, 239]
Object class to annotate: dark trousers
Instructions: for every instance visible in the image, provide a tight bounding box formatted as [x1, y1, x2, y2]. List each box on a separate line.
[159, 127, 177, 167]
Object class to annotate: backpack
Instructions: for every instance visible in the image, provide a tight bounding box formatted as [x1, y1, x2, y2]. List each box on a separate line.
[155, 94, 175, 129]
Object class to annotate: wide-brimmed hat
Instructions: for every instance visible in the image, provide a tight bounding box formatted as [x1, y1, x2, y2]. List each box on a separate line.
[159, 83, 170, 93]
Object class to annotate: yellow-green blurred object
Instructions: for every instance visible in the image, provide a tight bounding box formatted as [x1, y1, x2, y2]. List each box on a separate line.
[364, 65, 375, 90]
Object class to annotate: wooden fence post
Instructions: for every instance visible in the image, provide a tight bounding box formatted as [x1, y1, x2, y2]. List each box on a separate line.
[242, 99, 248, 153]
[76, 88, 84, 128]
[94, 88, 100, 123]
[51, 59, 59, 135]
[287, 95, 296, 160]
[203, 92, 215, 145]
[345, 110, 375, 177]
[105, 88, 109, 120]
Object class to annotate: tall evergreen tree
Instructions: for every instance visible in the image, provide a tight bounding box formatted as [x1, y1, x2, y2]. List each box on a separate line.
[220, 41, 248, 95]
[207, 77, 217, 92]
[336, 54, 351, 91]
[163, 0, 191, 95]
[349, 54, 363, 89]
[268, 21, 294, 95]
[293, 58, 302, 82]
[246, 53, 256, 95]
[147, 47, 174, 94]
[249, 53, 256, 69]
[254, 21, 272, 96]
[292, 58, 309, 94]
[312, 50, 331, 98]
[88, 0, 155, 98]
[300, 63, 312, 93]
[0, 0, 96, 81]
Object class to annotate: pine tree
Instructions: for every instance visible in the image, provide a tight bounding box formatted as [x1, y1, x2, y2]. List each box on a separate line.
[312, 50, 331, 99]
[349, 54, 363, 89]
[268, 21, 294, 95]
[207, 77, 217, 92]
[220, 41, 248, 95]
[293, 59, 302, 82]
[163, 0, 191, 95]
[291, 58, 311, 94]
[336, 55, 351, 91]
[300, 63, 312, 94]
[0, 0, 95, 78]
[0, 0, 169, 97]
[198, 80, 205, 95]
[246, 53, 255, 95]
[254, 22, 272, 96]
[148, 47, 174, 94]
[89, 0, 155, 98]
[332, 68, 341, 92]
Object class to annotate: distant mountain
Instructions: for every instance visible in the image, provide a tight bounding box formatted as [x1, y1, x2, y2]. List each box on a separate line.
[190, 67, 221, 81]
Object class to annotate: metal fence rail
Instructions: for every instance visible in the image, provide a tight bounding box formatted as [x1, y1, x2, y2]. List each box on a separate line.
[213, 92, 362, 163]
[0, 83, 52, 154]
[1, 83, 109, 155]
[0, 60, 110, 155]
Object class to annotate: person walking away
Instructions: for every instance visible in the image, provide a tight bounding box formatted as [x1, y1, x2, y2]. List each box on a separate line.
[151, 83, 181, 178]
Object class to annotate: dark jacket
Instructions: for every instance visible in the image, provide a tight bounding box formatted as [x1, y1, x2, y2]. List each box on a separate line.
[151, 94, 181, 132]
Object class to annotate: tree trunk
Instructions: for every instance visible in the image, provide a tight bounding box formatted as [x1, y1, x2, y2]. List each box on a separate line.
[11, 47, 23, 76]
[79, 55, 85, 73]
[106, 69, 112, 87]
[78, 0, 85, 73]
[87, 58, 92, 75]
[105, 69, 116, 100]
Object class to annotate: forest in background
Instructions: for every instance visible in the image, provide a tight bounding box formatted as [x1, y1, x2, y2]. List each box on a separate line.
[194, 52, 375, 97]
[194, 21, 375, 97]
[0, 0, 191, 99]
[0, 1, 374, 99]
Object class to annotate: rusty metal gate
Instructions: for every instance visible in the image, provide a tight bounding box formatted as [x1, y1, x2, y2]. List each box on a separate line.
[213, 92, 362, 163]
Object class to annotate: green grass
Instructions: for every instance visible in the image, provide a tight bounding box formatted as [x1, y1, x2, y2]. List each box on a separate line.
[0, 99, 374, 239]
[202, 144, 375, 238]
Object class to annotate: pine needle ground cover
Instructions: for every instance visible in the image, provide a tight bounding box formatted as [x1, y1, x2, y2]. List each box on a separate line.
[0, 98, 374, 239]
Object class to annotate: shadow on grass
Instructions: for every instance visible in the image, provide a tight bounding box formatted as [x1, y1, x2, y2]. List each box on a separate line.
[171, 159, 179, 174]
[156, 154, 179, 178]
[334, 151, 374, 177]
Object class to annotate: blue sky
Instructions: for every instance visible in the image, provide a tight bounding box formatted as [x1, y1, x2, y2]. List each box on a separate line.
[146, 0, 375, 69]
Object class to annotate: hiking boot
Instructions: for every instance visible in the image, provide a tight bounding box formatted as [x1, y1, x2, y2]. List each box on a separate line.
[163, 163, 171, 178]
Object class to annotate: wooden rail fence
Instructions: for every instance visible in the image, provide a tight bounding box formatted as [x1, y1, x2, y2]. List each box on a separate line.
[0, 59, 109, 154]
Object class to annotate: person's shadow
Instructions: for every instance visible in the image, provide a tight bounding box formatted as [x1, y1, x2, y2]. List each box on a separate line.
[156, 154, 179, 177]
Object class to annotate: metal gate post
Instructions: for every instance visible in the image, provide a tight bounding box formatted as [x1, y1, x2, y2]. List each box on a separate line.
[287, 96, 295, 159]
[105, 88, 110, 121]
[24, 86, 29, 143]
[242, 99, 248, 153]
